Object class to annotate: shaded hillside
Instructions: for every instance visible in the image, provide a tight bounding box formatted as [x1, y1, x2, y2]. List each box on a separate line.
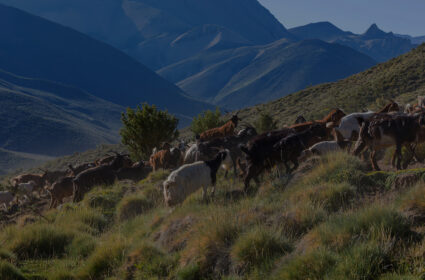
[0, 0, 291, 70]
[1, 153, 423, 279]
[0, 69, 125, 173]
[0, 149, 53, 175]
[161, 39, 376, 108]
[0, 4, 212, 118]
[236, 43, 425, 126]
[290, 22, 416, 62]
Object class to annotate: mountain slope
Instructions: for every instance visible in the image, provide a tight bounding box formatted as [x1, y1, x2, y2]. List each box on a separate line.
[0, 0, 292, 70]
[0, 3, 212, 118]
[160, 39, 376, 108]
[0, 70, 124, 157]
[290, 22, 416, 62]
[289, 21, 353, 41]
[236, 43, 425, 126]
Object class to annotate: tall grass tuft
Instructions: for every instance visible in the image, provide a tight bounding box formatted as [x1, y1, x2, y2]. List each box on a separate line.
[5, 224, 73, 259]
[78, 237, 127, 280]
[308, 206, 412, 251]
[274, 249, 336, 280]
[0, 261, 26, 280]
[231, 227, 292, 273]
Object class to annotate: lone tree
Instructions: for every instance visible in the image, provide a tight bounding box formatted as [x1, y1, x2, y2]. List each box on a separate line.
[120, 103, 179, 160]
[191, 108, 224, 135]
[254, 110, 278, 133]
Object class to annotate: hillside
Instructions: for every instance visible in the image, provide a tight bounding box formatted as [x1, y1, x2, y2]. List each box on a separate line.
[0, 0, 291, 70]
[159, 39, 376, 108]
[0, 69, 127, 174]
[0, 1, 383, 109]
[0, 4, 212, 118]
[235, 43, 425, 126]
[0, 152, 424, 279]
[290, 22, 416, 62]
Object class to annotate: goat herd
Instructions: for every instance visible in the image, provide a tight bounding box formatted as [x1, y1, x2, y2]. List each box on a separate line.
[2, 97, 425, 210]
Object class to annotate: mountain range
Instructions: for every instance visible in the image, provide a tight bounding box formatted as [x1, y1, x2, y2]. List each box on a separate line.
[237, 43, 425, 127]
[289, 22, 417, 62]
[0, 0, 423, 173]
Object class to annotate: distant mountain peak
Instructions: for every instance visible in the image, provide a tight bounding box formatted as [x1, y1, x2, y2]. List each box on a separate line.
[363, 23, 388, 38]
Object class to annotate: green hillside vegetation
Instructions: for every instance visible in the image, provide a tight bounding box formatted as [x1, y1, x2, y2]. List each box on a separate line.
[236, 43, 425, 126]
[0, 153, 423, 279]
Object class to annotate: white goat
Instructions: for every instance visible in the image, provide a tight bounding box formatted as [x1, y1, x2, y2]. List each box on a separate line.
[335, 111, 375, 140]
[17, 181, 36, 195]
[163, 150, 229, 206]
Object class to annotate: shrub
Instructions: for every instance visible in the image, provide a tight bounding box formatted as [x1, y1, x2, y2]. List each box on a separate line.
[7, 224, 73, 259]
[120, 103, 179, 160]
[231, 227, 292, 272]
[0, 261, 26, 280]
[274, 249, 336, 280]
[190, 108, 224, 135]
[379, 273, 419, 280]
[78, 239, 127, 280]
[116, 194, 154, 221]
[253, 110, 278, 134]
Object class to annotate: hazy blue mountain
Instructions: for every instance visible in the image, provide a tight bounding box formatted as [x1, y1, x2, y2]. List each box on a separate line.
[396, 34, 425, 45]
[289, 21, 353, 41]
[289, 23, 416, 62]
[0, 3, 212, 118]
[0, 0, 292, 70]
[160, 39, 376, 108]
[0, 68, 127, 173]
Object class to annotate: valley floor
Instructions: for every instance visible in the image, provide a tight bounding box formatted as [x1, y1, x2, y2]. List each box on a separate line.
[0, 152, 424, 279]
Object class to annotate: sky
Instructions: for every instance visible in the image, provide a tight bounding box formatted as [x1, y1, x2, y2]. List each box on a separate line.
[258, 0, 425, 37]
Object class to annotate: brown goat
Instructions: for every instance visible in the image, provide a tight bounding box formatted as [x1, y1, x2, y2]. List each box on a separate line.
[116, 162, 153, 182]
[73, 154, 132, 202]
[48, 177, 74, 209]
[11, 172, 47, 192]
[290, 109, 346, 135]
[68, 163, 95, 177]
[353, 114, 425, 170]
[199, 115, 241, 141]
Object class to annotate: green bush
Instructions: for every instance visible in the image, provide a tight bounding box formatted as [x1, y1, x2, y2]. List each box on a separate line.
[253, 110, 278, 134]
[190, 108, 224, 135]
[120, 103, 179, 160]
[0, 261, 26, 280]
[231, 227, 292, 271]
[7, 224, 73, 259]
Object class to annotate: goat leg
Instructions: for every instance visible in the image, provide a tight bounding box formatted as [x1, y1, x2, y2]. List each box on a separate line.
[371, 150, 380, 171]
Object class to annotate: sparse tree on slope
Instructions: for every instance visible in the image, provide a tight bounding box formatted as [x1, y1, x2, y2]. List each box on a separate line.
[120, 103, 179, 160]
[191, 108, 224, 135]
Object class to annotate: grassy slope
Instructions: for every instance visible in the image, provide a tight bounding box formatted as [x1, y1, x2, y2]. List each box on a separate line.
[235, 43, 425, 127]
[0, 153, 423, 279]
